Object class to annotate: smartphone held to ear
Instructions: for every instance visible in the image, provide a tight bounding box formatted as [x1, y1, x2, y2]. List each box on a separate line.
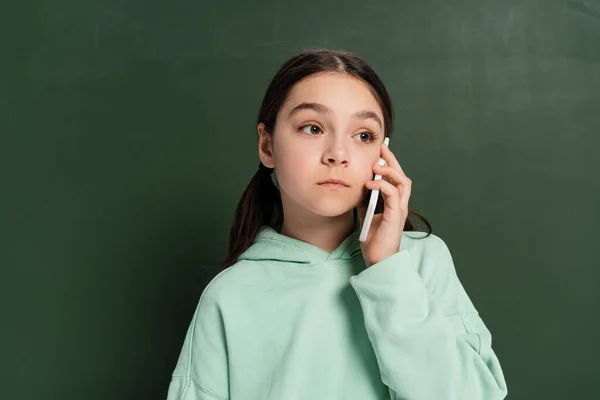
[359, 137, 390, 242]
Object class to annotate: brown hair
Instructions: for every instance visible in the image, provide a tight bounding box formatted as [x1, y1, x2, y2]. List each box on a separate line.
[218, 48, 432, 272]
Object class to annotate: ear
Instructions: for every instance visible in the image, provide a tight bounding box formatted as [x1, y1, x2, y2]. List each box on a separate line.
[257, 123, 275, 168]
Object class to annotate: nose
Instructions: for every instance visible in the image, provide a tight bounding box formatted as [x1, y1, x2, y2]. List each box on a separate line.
[322, 140, 349, 166]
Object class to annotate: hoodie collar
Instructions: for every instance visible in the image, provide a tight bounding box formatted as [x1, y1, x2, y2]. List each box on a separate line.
[237, 208, 363, 266]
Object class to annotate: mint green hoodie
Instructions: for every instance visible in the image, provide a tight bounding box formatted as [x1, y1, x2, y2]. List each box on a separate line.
[167, 219, 507, 400]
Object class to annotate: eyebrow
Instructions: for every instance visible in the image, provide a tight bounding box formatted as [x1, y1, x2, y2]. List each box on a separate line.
[288, 102, 383, 129]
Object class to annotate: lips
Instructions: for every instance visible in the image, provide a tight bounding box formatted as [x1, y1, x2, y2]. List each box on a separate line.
[318, 179, 349, 187]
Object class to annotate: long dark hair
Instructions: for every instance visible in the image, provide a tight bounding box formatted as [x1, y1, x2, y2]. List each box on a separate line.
[219, 48, 432, 271]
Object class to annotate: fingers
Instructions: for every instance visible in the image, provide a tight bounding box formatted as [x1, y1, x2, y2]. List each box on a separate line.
[380, 143, 405, 175]
[365, 144, 412, 220]
[377, 145, 410, 184]
[366, 174, 411, 209]
[366, 179, 403, 212]
[373, 164, 412, 189]
[365, 179, 404, 228]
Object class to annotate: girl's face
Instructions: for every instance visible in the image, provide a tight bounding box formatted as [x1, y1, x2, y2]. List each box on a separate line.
[258, 72, 386, 218]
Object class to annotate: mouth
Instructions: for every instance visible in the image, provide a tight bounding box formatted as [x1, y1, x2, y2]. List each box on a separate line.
[317, 179, 350, 188]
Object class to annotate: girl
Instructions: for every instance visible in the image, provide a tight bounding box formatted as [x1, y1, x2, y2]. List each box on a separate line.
[166, 49, 508, 400]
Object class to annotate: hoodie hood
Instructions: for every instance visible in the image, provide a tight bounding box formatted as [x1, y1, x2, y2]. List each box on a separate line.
[237, 208, 363, 266]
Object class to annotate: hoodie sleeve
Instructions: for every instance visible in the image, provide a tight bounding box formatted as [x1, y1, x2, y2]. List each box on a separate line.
[166, 288, 230, 400]
[349, 235, 508, 400]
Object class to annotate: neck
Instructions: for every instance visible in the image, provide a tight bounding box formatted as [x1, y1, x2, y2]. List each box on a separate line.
[279, 202, 357, 253]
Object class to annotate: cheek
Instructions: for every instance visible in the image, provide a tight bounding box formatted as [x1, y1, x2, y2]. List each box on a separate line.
[274, 146, 312, 189]
[276, 145, 303, 170]
[358, 155, 379, 180]
[275, 135, 316, 168]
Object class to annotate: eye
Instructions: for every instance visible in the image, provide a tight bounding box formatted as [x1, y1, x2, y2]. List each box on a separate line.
[353, 131, 377, 143]
[299, 123, 323, 135]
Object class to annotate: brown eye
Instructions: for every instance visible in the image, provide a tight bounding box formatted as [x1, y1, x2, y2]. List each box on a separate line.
[300, 124, 322, 135]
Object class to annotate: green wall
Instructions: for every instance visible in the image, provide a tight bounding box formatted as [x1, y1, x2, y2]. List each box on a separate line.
[2, 0, 599, 398]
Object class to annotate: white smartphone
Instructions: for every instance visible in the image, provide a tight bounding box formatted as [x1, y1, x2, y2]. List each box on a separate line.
[359, 137, 390, 242]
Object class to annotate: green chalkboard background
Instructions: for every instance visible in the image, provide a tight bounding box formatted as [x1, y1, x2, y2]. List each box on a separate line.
[1, 0, 599, 398]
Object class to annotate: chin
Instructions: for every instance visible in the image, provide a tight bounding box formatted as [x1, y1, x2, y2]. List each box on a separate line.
[309, 200, 355, 218]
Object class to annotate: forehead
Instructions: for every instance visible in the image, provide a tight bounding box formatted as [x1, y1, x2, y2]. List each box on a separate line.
[282, 72, 382, 116]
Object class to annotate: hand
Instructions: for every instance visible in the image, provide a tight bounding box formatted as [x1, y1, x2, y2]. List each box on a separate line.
[357, 143, 412, 268]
